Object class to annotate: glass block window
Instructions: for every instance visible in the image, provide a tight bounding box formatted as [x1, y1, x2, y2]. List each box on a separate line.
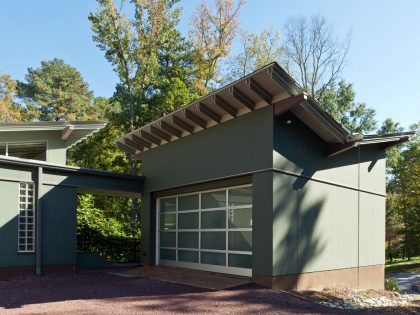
[18, 182, 35, 252]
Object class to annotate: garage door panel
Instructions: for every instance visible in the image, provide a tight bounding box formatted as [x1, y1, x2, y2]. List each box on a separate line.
[201, 210, 226, 229]
[178, 250, 199, 263]
[178, 232, 199, 248]
[178, 212, 199, 229]
[178, 194, 199, 211]
[157, 185, 252, 277]
[201, 252, 226, 266]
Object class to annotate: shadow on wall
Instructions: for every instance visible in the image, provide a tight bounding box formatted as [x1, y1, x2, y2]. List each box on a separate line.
[272, 168, 327, 286]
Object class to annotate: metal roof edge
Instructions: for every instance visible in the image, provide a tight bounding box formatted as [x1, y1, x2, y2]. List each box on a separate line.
[0, 155, 144, 181]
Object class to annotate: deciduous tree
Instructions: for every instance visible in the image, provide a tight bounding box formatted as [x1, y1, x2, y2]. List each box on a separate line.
[190, 0, 245, 94]
[225, 28, 284, 82]
[0, 73, 22, 122]
[284, 15, 351, 102]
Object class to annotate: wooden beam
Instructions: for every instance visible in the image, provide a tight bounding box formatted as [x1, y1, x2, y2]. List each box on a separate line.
[197, 102, 221, 123]
[161, 121, 182, 138]
[141, 130, 161, 146]
[173, 115, 194, 134]
[230, 86, 255, 111]
[214, 95, 237, 117]
[61, 126, 74, 140]
[123, 138, 144, 152]
[246, 78, 273, 104]
[150, 125, 171, 142]
[118, 141, 138, 154]
[132, 134, 152, 149]
[270, 67, 293, 94]
[184, 109, 207, 129]
[273, 93, 308, 117]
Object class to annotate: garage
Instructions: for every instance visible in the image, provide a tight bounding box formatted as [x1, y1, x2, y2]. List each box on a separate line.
[157, 185, 252, 276]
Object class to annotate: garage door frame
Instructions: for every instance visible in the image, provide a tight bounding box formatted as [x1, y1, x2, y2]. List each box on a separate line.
[156, 184, 252, 277]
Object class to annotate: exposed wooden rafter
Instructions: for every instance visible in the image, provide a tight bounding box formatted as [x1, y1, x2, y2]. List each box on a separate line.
[150, 125, 171, 142]
[141, 130, 161, 146]
[132, 134, 151, 149]
[61, 125, 74, 140]
[173, 115, 194, 134]
[230, 86, 255, 111]
[117, 141, 137, 154]
[124, 138, 144, 152]
[246, 78, 273, 104]
[214, 95, 237, 117]
[160, 121, 182, 138]
[273, 93, 308, 117]
[184, 109, 207, 129]
[197, 102, 221, 123]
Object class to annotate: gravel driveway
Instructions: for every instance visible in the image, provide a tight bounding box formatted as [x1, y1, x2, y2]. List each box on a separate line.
[0, 271, 363, 315]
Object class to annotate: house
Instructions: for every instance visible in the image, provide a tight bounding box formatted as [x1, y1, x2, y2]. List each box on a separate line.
[117, 62, 414, 291]
[0, 121, 143, 276]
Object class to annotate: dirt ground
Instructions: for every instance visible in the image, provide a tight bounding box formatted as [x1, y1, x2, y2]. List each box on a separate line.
[0, 271, 366, 315]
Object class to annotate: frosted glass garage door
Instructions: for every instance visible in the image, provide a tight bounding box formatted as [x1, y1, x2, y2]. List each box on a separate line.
[157, 185, 252, 276]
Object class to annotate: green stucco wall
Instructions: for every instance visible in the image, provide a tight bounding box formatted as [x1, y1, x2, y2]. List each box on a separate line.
[138, 105, 386, 278]
[271, 112, 386, 276]
[141, 106, 274, 192]
[0, 162, 143, 269]
[0, 130, 67, 165]
[140, 107, 274, 268]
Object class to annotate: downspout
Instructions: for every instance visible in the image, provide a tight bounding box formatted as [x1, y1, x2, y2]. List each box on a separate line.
[36, 166, 43, 276]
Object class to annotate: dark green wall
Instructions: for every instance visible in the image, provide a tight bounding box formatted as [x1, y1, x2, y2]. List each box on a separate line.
[141, 106, 274, 192]
[139, 105, 386, 278]
[0, 163, 143, 269]
[140, 107, 274, 267]
[271, 112, 386, 277]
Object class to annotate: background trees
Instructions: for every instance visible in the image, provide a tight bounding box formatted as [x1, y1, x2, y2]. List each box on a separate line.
[17, 59, 95, 121]
[0, 73, 22, 122]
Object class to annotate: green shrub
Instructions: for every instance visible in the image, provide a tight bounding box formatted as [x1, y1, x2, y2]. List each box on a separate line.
[385, 277, 400, 292]
[77, 194, 141, 263]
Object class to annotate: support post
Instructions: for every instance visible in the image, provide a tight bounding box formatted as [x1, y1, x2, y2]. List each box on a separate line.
[36, 166, 43, 276]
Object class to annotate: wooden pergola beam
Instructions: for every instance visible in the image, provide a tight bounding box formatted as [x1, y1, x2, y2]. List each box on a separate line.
[246, 78, 273, 104]
[184, 109, 207, 129]
[230, 86, 255, 111]
[161, 121, 182, 138]
[214, 95, 237, 117]
[273, 93, 308, 117]
[150, 125, 171, 142]
[197, 102, 221, 123]
[173, 115, 194, 134]
[122, 138, 142, 153]
[141, 130, 161, 146]
[132, 134, 151, 149]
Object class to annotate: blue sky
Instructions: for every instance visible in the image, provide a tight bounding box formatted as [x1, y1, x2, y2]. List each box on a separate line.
[0, 1, 419, 129]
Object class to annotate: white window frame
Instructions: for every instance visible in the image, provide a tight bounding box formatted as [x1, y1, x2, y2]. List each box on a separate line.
[156, 184, 252, 277]
[0, 141, 48, 162]
[18, 182, 36, 253]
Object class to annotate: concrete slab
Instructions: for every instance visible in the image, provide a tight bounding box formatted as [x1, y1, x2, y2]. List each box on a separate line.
[112, 266, 251, 290]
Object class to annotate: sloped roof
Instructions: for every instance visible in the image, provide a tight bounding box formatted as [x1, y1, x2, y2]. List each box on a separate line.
[117, 62, 413, 158]
[0, 120, 107, 148]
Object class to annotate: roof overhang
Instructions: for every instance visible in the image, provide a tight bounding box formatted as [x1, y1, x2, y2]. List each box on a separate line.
[118, 63, 353, 159]
[0, 121, 107, 148]
[117, 62, 415, 159]
[326, 132, 415, 157]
